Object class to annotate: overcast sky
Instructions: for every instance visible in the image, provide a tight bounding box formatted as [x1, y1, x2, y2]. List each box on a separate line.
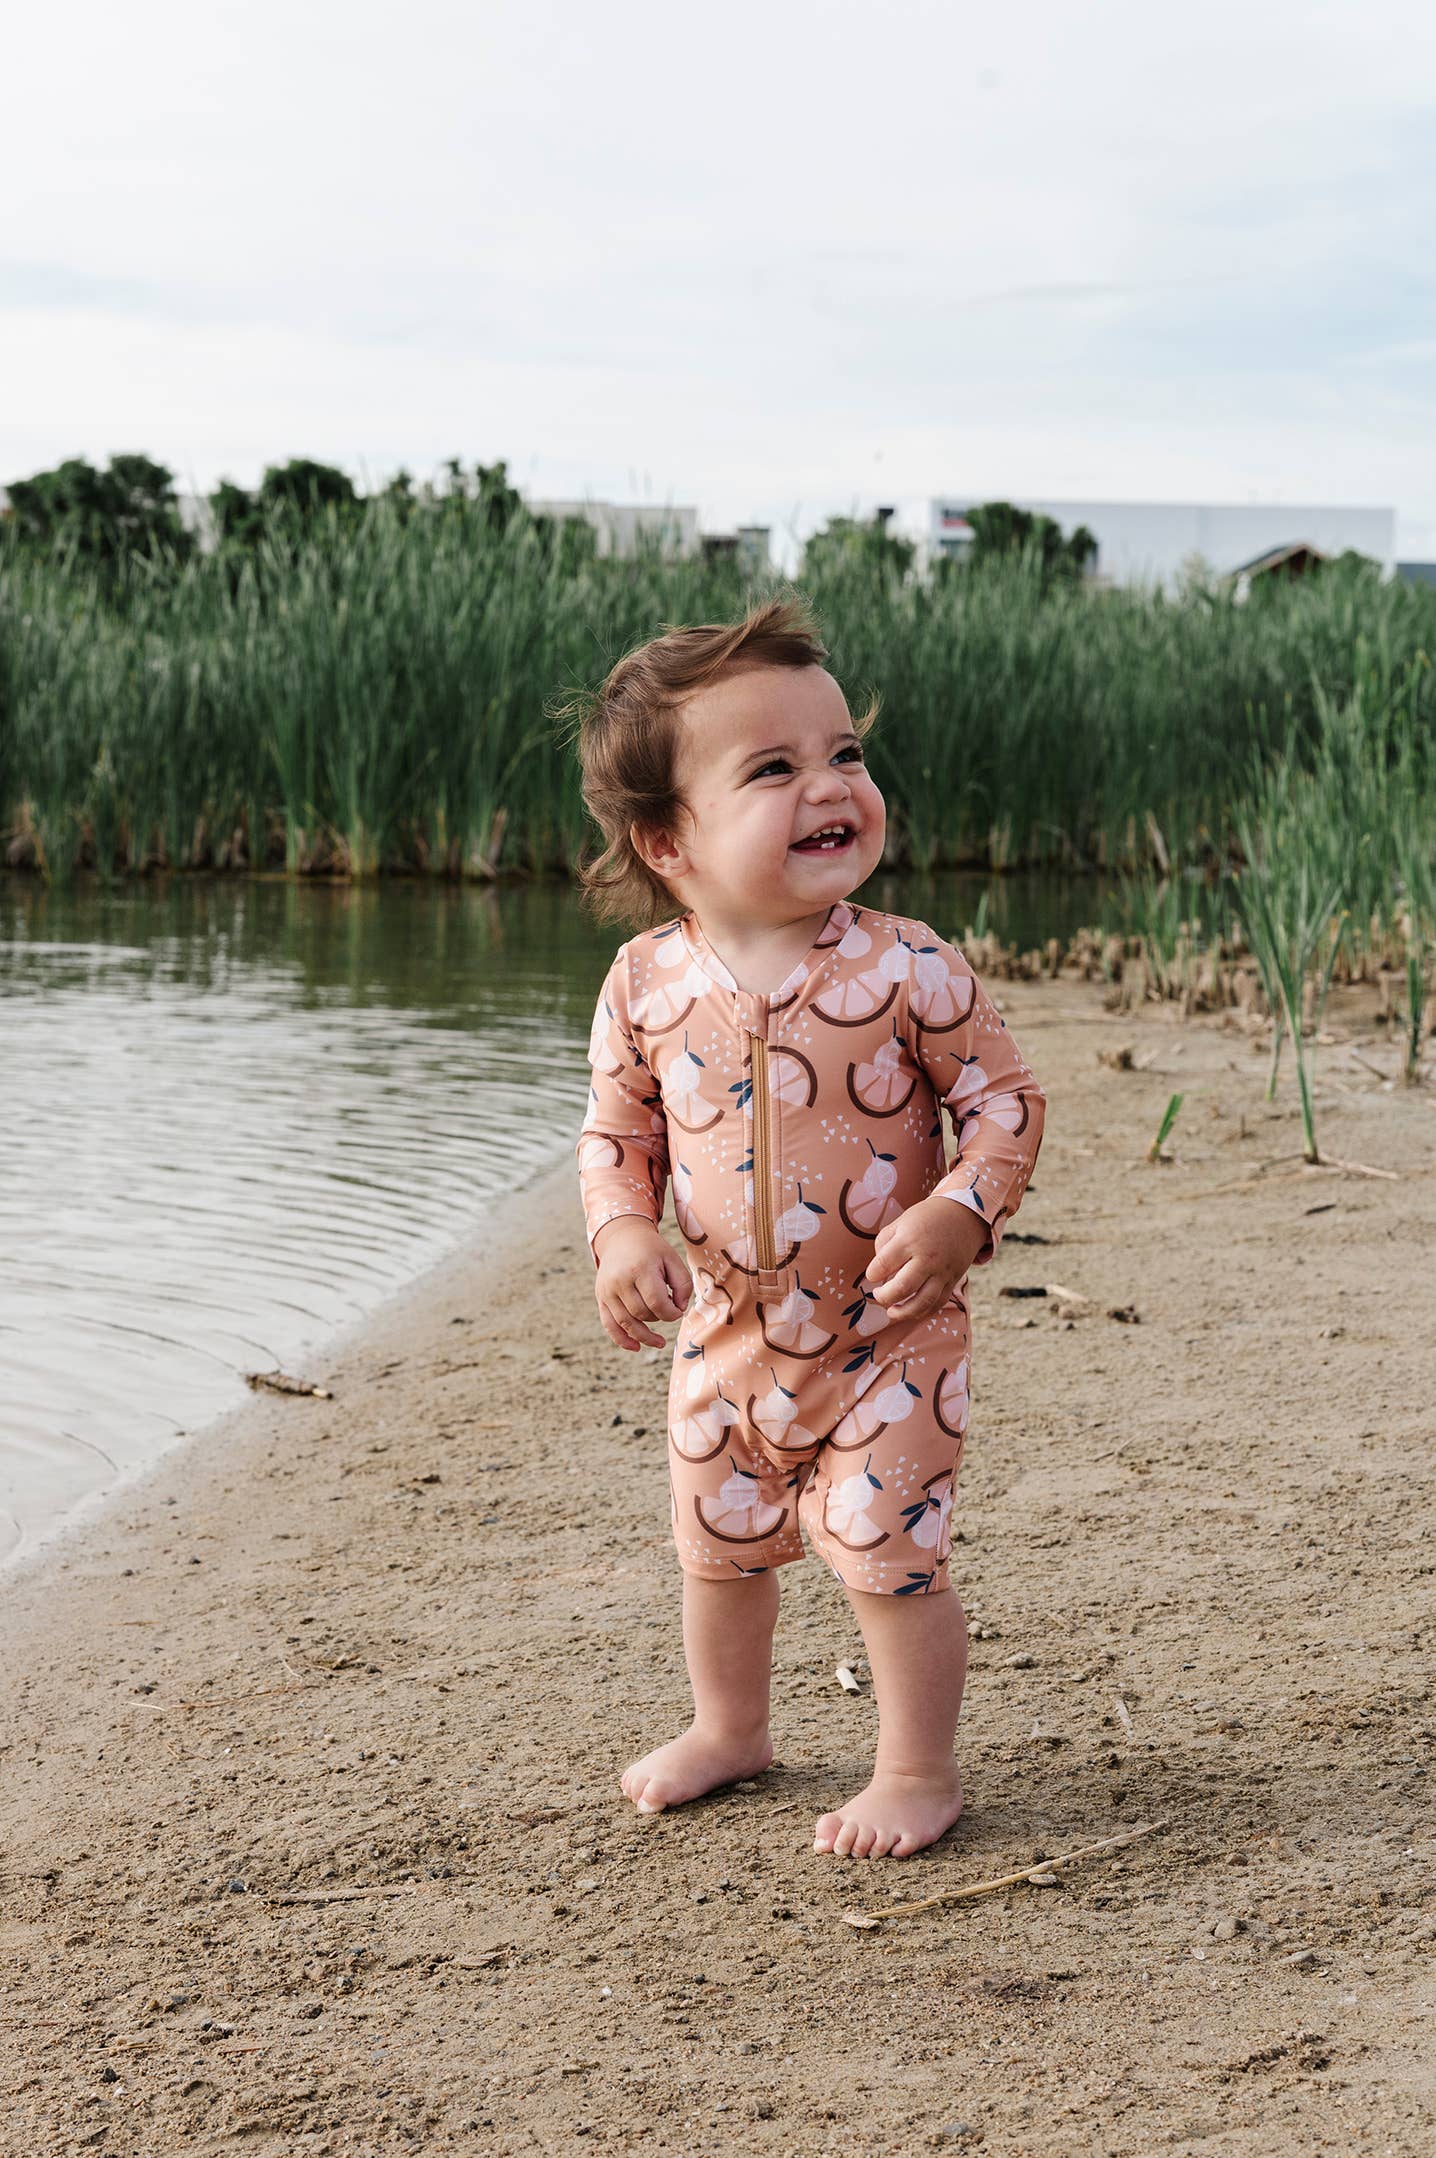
[6, 0, 1436, 564]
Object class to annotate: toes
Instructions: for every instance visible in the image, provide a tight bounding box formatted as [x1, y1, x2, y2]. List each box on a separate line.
[832, 1816, 861, 1858]
[849, 1822, 878, 1859]
[890, 1829, 922, 1858]
[869, 1825, 898, 1859]
[812, 1811, 843, 1853]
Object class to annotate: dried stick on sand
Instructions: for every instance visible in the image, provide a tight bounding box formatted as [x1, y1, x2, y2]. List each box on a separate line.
[841, 1818, 1168, 1929]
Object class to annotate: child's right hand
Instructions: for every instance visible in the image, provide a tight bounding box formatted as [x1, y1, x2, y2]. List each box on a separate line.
[591, 1218, 692, 1351]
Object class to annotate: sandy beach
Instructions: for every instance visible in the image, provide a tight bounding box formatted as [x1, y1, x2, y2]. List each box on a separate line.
[2, 973, 1431, 2156]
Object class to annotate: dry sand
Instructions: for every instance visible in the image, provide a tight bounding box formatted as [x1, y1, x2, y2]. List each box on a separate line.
[1, 976, 1432, 2156]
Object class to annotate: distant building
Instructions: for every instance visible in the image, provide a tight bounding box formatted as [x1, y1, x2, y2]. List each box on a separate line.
[926, 498, 1397, 590]
[700, 525, 771, 575]
[525, 498, 700, 560]
[1397, 561, 1436, 588]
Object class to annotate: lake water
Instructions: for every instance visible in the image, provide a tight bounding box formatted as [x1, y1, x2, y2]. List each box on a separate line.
[1, 868, 1106, 1566]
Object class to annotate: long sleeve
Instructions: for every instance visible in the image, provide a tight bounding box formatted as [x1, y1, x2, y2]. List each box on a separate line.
[900, 923, 1046, 1267]
[575, 950, 670, 1266]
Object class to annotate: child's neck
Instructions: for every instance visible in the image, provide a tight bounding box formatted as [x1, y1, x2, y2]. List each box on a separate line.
[686, 898, 846, 997]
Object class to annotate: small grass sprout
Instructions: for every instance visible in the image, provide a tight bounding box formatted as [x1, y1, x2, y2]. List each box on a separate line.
[1148, 1091, 1184, 1164]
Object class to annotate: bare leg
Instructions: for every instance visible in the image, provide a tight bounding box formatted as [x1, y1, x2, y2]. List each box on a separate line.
[620, 1570, 779, 1813]
[813, 1584, 968, 1858]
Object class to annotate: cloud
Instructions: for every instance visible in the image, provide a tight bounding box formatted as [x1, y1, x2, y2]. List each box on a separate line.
[2, 0, 1434, 563]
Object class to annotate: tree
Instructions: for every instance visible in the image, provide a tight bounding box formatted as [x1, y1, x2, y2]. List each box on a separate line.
[207, 458, 360, 550]
[800, 510, 914, 584]
[3, 453, 190, 566]
[965, 501, 1096, 583]
[426, 457, 527, 534]
[257, 458, 359, 519]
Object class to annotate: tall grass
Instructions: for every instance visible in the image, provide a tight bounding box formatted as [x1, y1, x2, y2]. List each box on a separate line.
[2, 510, 1434, 930]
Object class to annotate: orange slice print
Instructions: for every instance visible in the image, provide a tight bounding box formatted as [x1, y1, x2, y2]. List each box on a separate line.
[770, 1045, 818, 1107]
[810, 969, 899, 1028]
[747, 1376, 822, 1453]
[935, 1357, 970, 1439]
[577, 1131, 625, 1173]
[756, 1285, 837, 1360]
[672, 1161, 708, 1246]
[671, 1391, 740, 1463]
[846, 1033, 916, 1118]
[909, 948, 977, 1035]
[822, 1464, 890, 1551]
[694, 1468, 789, 1544]
[827, 1366, 922, 1451]
[838, 1145, 904, 1237]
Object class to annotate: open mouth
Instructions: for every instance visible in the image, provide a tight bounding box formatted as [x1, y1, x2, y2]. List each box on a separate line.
[789, 821, 857, 855]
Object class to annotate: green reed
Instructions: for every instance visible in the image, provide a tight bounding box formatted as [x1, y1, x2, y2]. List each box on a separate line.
[2, 510, 1433, 957]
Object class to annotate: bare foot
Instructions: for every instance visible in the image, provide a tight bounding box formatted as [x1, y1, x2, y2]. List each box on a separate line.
[620, 1725, 773, 1814]
[813, 1762, 964, 1858]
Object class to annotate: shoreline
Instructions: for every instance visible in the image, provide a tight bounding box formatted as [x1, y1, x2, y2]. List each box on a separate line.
[0, 1150, 580, 1617]
[2, 977, 1432, 2155]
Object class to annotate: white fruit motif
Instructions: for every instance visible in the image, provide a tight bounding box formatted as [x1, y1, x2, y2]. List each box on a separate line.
[695, 1464, 788, 1544]
[671, 1389, 741, 1463]
[879, 938, 914, 985]
[957, 1088, 1028, 1135]
[944, 1057, 989, 1111]
[836, 922, 873, 960]
[633, 940, 707, 1031]
[747, 1372, 821, 1452]
[772, 1189, 824, 1251]
[663, 1035, 725, 1134]
[935, 1356, 970, 1438]
[839, 1142, 903, 1237]
[725, 1182, 823, 1277]
[587, 1001, 621, 1070]
[908, 939, 976, 1031]
[823, 1460, 889, 1550]
[672, 1159, 707, 1244]
[848, 1033, 915, 1118]
[576, 1130, 611, 1173]
[828, 1364, 921, 1451]
[909, 1475, 952, 1551]
[758, 1282, 837, 1359]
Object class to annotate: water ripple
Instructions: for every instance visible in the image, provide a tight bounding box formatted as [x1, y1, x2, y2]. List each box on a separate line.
[1, 881, 604, 1564]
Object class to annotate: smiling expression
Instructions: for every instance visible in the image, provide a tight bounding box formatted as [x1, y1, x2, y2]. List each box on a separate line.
[635, 664, 887, 939]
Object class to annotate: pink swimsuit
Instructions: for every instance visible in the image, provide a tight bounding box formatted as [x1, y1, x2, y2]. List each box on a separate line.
[576, 900, 1046, 1594]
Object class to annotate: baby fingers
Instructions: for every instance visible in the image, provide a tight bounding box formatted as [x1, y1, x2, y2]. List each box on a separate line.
[869, 1255, 927, 1307]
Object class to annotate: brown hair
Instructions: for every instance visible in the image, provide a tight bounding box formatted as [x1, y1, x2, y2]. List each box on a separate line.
[555, 592, 880, 931]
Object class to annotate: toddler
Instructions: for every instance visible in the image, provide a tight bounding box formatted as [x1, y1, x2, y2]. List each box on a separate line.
[568, 595, 1046, 1859]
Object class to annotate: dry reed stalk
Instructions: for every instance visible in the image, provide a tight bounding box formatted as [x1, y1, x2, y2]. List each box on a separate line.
[840, 1818, 1168, 1929]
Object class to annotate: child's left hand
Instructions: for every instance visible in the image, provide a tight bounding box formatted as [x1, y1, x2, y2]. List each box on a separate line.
[863, 1196, 989, 1321]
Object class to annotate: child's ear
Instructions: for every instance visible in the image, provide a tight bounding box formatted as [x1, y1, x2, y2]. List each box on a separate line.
[631, 818, 688, 879]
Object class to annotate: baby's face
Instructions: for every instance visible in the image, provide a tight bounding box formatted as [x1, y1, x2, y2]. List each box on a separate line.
[655, 664, 886, 927]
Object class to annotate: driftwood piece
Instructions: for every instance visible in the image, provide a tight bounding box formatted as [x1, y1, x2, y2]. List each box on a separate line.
[840, 1818, 1168, 1929]
[245, 1370, 332, 1399]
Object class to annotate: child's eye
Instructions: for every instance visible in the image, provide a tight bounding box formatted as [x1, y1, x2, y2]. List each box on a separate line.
[751, 746, 864, 780]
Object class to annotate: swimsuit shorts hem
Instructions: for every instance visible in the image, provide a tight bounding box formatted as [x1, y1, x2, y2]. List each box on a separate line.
[672, 1543, 955, 1598]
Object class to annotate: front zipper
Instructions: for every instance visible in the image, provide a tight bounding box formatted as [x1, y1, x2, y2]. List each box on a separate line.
[748, 1031, 778, 1273]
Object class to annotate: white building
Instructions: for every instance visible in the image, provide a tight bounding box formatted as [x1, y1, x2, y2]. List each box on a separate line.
[526, 498, 700, 560]
[926, 498, 1397, 590]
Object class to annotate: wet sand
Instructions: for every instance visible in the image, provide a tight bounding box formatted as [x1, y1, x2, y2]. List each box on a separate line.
[2, 976, 1432, 2155]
